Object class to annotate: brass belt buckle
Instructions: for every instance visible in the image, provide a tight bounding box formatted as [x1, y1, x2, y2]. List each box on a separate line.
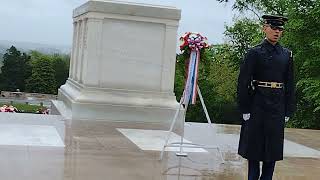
[271, 82, 277, 88]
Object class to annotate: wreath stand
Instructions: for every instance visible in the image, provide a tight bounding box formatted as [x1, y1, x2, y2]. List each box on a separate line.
[159, 85, 225, 164]
[159, 32, 225, 163]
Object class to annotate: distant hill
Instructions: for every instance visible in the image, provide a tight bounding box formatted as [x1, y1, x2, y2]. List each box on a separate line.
[0, 40, 71, 73]
[0, 40, 71, 55]
[0, 44, 7, 54]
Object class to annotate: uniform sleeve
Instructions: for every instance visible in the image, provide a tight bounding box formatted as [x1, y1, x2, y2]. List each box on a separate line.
[285, 51, 296, 117]
[237, 49, 256, 114]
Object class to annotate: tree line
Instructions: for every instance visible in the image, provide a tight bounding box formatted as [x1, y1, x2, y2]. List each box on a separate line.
[0, 46, 69, 94]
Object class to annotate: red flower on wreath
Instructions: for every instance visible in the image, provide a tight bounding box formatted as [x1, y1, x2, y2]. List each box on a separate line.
[179, 32, 209, 51]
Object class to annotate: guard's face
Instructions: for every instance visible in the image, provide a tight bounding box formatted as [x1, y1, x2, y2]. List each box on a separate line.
[263, 24, 283, 43]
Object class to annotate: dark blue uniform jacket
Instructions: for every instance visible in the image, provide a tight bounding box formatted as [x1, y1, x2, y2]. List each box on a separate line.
[237, 39, 296, 161]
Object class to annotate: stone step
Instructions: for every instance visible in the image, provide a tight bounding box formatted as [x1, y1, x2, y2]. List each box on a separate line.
[0, 112, 63, 124]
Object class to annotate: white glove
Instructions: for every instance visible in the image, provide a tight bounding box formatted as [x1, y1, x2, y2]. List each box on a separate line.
[243, 113, 250, 121]
[285, 117, 289, 122]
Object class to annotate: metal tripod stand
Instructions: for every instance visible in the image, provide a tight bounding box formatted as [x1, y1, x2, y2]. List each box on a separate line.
[160, 85, 225, 164]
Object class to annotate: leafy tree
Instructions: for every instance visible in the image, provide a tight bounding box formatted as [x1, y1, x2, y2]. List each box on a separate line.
[52, 54, 70, 90]
[174, 47, 239, 124]
[283, 0, 320, 129]
[0, 53, 3, 68]
[224, 18, 264, 68]
[25, 52, 56, 94]
[0, 46, 30, 91]
[22, 52, 32, 87]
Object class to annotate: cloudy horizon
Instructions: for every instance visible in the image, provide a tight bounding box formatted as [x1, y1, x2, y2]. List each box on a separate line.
[0, 0, 236, 47]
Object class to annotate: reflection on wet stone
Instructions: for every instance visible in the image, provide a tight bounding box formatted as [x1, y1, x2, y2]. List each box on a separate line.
[0, 113, 319, 179]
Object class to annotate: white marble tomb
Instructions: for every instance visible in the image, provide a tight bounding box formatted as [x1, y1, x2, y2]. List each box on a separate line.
[53, 0, 183, 128]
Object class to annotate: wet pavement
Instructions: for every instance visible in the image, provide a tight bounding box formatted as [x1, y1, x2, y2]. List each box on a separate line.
[0, 113, 319, 180]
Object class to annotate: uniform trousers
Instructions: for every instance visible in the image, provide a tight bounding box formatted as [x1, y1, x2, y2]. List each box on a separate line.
[248, 160, 276, 180]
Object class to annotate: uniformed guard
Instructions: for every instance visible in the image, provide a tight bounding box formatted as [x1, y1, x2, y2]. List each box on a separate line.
[237, 14, 296, 180]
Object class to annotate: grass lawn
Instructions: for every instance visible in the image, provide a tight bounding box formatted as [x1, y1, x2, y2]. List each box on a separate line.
[0, 103, 45, 113]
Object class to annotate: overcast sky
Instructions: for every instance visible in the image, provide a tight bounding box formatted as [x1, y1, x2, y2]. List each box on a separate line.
[0, 0, 235, 47]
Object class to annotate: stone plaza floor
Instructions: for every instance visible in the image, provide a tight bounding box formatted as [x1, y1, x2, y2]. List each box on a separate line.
[0, 113, 319, 180]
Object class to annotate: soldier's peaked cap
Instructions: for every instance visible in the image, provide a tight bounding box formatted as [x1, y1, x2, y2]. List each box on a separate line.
[262, 15, 288, 27]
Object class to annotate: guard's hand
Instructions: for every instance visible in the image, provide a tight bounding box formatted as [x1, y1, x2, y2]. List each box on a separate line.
[243, 113, 250, 121]
[285, 117, 290, 122]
